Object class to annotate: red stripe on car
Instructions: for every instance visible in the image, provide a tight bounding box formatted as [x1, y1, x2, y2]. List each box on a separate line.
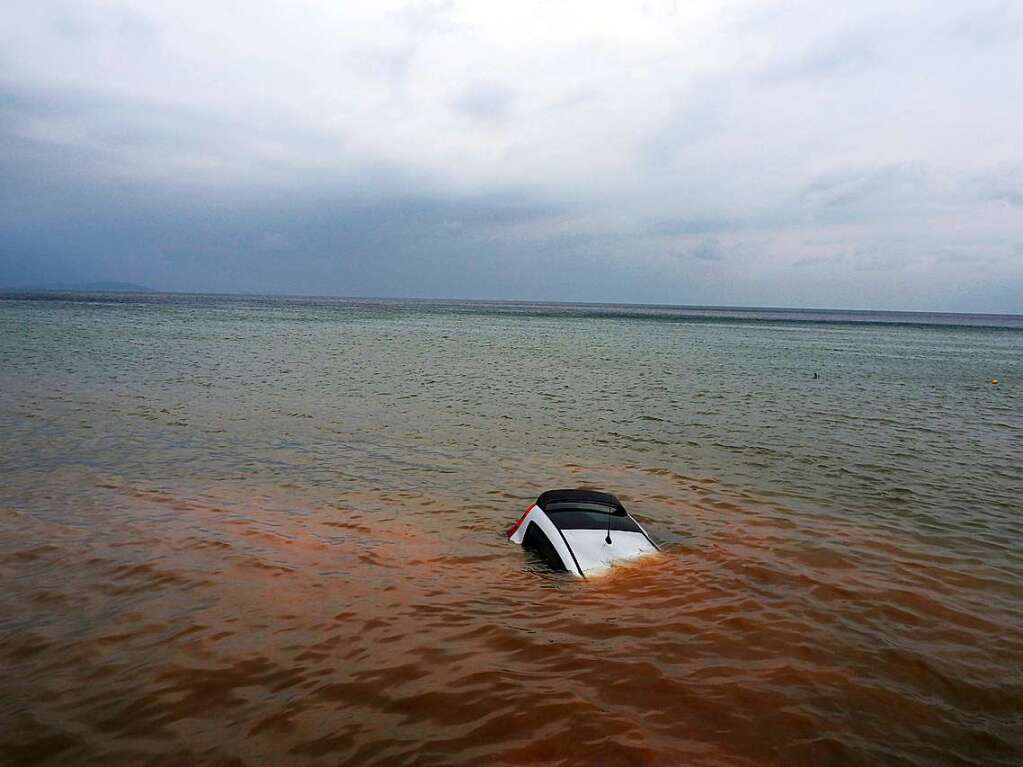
[506, 506, 533, 538]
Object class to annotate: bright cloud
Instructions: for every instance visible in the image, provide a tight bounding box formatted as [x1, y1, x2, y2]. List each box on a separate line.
[1, 0, 1021, 310]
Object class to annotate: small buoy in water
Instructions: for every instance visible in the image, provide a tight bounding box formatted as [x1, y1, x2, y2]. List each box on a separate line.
[991, 378, 999, 385]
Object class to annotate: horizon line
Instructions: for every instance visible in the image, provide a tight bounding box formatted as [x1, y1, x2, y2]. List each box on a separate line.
[2, 284, 1022, 319]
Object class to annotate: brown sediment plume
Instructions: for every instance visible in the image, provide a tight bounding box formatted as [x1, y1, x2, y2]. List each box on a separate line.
[1, 472, 1022, 766]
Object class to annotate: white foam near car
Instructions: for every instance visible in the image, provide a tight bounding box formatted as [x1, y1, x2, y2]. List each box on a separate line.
[507, 489, 659, 577]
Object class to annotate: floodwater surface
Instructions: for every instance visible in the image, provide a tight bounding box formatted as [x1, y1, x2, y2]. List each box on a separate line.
[1, 293, 1021, 766]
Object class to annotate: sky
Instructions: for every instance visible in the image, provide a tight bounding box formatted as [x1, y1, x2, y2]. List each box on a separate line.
[1, 0, 1021, 311]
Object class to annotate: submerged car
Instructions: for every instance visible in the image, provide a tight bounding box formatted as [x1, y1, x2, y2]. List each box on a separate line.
[507, 489, 659, 577]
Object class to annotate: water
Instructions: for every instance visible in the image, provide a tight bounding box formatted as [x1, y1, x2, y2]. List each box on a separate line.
[1, 292, 1021, 766]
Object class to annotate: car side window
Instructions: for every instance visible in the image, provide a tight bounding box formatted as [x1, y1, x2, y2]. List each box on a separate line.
[522, 521, 566, 572]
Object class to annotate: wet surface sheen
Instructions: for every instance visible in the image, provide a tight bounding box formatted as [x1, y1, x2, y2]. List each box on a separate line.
[1, 293, 1022, 766]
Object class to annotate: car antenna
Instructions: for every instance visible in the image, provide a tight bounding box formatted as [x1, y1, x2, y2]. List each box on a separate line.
[605, 497, 614, 545]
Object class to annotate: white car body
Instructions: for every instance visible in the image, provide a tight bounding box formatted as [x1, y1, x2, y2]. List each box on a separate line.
[507, 490, 658, 578]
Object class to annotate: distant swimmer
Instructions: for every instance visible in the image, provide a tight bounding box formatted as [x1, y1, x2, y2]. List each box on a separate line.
[813, 372, 819, 380]
[992, 378, 999, 385]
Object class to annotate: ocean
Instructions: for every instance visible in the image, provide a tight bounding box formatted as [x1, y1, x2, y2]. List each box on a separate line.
[1, 291, 1021, 766]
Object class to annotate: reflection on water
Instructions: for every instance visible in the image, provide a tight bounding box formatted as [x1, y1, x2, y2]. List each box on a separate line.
[1, 295, 1022, 765]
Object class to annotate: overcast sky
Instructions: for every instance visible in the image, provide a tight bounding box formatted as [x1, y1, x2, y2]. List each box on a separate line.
[2, 1, 1021, 311]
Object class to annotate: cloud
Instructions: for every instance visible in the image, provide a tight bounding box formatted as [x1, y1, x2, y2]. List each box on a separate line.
[796, 165, 934, 222]
[692, 238, 725, 262]
[969, 165, 1023, 207]
[0, 0, 1021, 311]
[347, 42, 418, 83]
[394, 1, 455, 34]
[639, 77, 731, 166]
[758, 30, 877, 83]
[952, 2, 1023, 47]
[451, 81, 517, 121]
[645, 217, 738, 237]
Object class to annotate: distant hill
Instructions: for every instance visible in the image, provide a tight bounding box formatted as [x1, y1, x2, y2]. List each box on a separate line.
[5, 281, 158, 293]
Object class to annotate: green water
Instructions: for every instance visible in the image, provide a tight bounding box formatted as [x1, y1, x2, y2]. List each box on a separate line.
[2, 295, 1020, 535]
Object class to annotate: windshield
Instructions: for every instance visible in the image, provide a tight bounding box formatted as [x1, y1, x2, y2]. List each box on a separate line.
[544, 505, 642, 533]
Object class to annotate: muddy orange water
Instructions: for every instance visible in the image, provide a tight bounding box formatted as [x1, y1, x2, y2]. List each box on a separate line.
[2, 295, 1022, 765]
[3, 466, 1021, 766]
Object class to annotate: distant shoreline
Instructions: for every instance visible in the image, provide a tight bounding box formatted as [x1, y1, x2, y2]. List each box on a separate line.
[4, 282, 157, 293]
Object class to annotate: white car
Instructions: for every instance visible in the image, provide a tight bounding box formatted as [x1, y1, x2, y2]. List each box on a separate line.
[507, 489, 659, 577]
